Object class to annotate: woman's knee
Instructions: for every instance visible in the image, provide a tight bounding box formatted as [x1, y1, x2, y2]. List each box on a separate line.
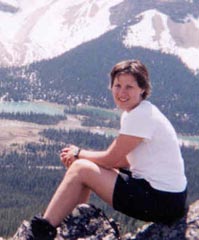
[67, 159, 98, 180]
[72, 159, 97, 169]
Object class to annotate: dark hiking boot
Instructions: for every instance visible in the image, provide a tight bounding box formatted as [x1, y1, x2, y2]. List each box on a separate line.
[26, 215, 57, 240]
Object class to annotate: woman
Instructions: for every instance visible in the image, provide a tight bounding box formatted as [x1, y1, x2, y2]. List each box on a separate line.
[27, 60, 187, 240]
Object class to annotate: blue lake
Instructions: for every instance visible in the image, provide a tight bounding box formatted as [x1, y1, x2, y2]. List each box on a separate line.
[0, 101, 65, 116]
[0, 101, 198, 148]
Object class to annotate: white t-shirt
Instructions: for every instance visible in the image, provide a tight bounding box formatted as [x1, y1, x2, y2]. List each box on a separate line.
[119, 100, 187, 192]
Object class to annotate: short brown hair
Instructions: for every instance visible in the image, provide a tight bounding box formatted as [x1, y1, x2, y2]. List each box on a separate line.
[110, 60, 151, 99]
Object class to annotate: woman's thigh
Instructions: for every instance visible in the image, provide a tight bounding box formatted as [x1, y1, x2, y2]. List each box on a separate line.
[70, 159, 119, 206]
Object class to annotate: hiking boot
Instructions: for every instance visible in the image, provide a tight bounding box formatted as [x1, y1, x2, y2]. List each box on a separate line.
[26, 215, 57, 240]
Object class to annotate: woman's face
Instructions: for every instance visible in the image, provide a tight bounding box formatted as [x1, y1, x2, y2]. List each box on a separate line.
[111, 73, 144, 112]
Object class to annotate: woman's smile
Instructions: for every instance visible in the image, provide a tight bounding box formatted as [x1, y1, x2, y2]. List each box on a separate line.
[118, 97, 129, 102]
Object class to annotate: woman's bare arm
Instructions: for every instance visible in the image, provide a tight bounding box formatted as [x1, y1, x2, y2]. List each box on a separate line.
[60, 134, 143, 169]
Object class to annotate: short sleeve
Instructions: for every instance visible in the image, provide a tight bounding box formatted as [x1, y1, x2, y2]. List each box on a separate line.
[119, 101, 154, 139]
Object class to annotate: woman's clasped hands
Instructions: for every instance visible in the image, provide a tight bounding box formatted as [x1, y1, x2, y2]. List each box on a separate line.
[60, 145, 79, 168]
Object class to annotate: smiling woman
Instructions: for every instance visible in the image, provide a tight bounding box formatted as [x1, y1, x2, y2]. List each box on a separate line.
[24, 60, 187, 240]
[110, 60, 152, 113]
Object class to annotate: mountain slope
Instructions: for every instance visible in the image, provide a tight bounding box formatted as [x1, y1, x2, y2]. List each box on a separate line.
[0, 0, 199, 73]
[0, 0, 199, 135]
[1, 26, 199, 134]
[123, 9, 199, 74]
[0, 0, 124, 66]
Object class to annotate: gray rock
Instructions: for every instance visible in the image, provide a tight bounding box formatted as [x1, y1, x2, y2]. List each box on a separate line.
[12, 200, 199, 240]
[56, 204, 121, 240]
[13, 204, 121, 240]
[124, 200, 199, 240]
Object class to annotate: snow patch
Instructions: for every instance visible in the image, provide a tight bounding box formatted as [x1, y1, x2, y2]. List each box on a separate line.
[0, 0, 124, 66]
[123, 9, 199, 73]
[0, 0, 199, 72]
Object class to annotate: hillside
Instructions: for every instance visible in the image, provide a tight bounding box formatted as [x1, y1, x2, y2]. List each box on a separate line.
[1, 30, 199, 135]
[0, 128, 199, 238]
[0, 0, 199, 135]
[0, 0, 199, 72]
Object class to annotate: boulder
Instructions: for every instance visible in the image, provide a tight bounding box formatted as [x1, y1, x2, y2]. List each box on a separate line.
[125, 199, 199, 240]
[13, 204, 121, 240]
[12, 200, 199, 240]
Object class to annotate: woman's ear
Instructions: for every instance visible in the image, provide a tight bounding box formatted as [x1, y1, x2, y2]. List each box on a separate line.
[140, 89, 145, 99]
[141, 89, 145, 95]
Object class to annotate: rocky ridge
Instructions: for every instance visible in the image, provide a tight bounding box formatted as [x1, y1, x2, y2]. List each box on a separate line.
[10, 199, 199, 240]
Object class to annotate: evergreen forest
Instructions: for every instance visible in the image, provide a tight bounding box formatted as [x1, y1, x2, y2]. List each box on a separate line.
[0, 128, 199, 238]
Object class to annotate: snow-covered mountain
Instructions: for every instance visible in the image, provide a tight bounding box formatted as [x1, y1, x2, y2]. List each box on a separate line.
[123, 9, 199, 74]
[0, 0, 199, 73]
[0, 0, 124, 66]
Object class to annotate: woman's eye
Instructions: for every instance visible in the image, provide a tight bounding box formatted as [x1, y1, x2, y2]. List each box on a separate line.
[114, 84, 121, 88]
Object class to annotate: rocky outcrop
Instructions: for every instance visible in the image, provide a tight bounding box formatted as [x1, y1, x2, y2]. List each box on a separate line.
[125, 199, 199, 240]
[13, 204, 121, 240]
[12, 200, 199, 240]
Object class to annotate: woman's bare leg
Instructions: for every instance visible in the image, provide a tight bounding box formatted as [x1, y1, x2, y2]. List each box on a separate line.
[43, 159, 118, 227]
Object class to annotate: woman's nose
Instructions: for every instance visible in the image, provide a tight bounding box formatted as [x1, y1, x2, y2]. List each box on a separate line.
[118, 87, 127, 96]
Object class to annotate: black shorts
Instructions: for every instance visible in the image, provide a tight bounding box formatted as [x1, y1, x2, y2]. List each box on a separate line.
[112, 169, 187, 224]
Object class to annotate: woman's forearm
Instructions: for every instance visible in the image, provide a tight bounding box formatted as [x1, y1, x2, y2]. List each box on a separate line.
[78, 149, 113, 168]
[61, 134, 140, 169]
[78, 140, 129, 169]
